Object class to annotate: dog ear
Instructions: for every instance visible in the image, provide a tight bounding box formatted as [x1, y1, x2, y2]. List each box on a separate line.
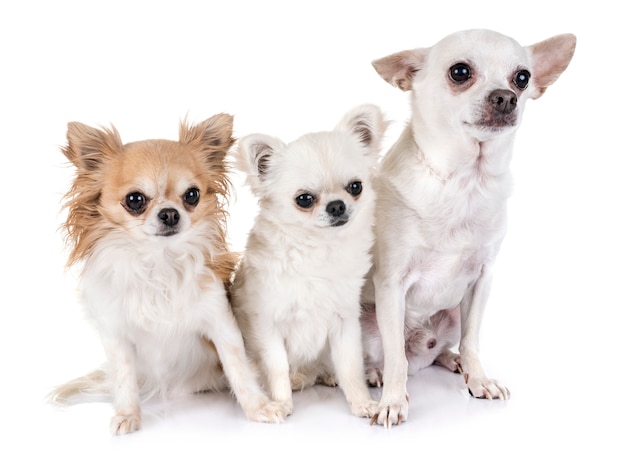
[235, 134, 286, 191]
[336, 104, 388, 160]
[527, 33, 576, 99]
[63, 122, 123, 171]
[372, 48, 427, 91]
[179, 113, 235, 163]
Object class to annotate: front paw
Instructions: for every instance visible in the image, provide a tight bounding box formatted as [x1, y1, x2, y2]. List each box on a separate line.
[350, 399, 379, 418]
[434, 349, 462, 373]
[370, 395, 409, 427]
[245, 399, 291, 423]
[464, 373, 510, 400]
[365, 367, 383, 387]
[110, 410, 142, 435]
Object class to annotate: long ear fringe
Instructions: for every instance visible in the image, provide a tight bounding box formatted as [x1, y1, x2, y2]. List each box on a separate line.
[61, 122, 123, 268]
[179, 113, 236, 200]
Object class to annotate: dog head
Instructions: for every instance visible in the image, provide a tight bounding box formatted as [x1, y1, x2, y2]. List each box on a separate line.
[235, 104, 387, 232]
[61, 114, 235, 269]
[372, 29, 576, 143]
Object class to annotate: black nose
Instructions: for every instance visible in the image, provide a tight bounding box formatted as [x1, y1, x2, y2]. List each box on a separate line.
[326, 200, 346, 217]
[158, 208, 180, 227]
[490, 89, 517, 115]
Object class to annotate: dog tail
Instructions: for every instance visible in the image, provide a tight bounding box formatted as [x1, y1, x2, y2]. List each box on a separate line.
[46, 368, 109, 406]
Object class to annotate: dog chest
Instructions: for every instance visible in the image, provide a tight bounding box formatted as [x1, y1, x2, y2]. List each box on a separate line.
[402, 248, 488, 317]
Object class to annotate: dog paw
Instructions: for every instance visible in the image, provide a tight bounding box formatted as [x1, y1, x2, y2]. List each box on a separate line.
[464, 373, 510, 400]
[370, 396, 409, 427]
[365, 367, 383, 387]
[316, 372, 338, 387]
[350, 399, 379, 418]
[110, 412, 141, 435]
[245, 400, 290, 423]
[434, 350, 462, 373]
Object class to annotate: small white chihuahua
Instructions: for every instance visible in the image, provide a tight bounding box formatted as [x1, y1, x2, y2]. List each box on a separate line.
[362, 29, 576, 426]
[231, 104, 387, 419]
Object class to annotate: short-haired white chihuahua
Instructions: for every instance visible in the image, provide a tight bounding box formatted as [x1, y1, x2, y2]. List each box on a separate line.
[361, 29, 576, 427]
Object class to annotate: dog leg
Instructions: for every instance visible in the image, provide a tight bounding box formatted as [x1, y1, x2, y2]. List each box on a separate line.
[459, 269, 510, 400]
[207, 297, 288, 423]
[103, 337, 142, 435]
[329, 316, 378, 418]
[370, 277, 410, 427]
[258, 332, 294, 416]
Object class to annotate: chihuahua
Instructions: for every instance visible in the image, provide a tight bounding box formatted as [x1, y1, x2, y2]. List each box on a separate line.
[361, 303, 461, 387]
[230, 104, 387, 419]
[362, 29, 576, 426]
[48, 114, 285, 434]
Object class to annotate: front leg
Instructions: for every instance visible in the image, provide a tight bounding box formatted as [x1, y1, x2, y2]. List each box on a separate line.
[370, 274, 409, 427]
[207, 307, 288, 423]
[329, 314, 377, 418]
[255, 330, 294, 416]
[102, 336, 142, 435]
[459, 267, 510, 400]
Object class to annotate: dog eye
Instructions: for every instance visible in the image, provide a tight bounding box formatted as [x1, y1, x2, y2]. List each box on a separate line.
[513, 69, 531, 90]
[124, 192, 148, 214]
[449, 63, 472, 84]
[346, 181, 362, 197]
[183, 187, 200, 207]
[295, 193, 315, 209]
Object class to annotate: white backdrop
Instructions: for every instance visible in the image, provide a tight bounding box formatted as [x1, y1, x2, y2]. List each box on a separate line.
[1, 1, 623, 455]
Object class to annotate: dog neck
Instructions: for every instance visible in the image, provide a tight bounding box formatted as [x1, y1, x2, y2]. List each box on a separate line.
[407, 122, 516, 181]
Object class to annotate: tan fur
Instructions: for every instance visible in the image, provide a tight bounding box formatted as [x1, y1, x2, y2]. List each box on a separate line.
[51, 114, 286, 435]
[61, 115, 236, 284]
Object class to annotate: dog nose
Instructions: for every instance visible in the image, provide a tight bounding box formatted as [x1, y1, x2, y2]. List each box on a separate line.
[326, 200, 346, 217]
[158, 208, 180, 227]
[489, 89, 517, 115]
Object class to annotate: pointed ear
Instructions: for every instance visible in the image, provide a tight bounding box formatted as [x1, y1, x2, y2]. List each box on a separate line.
[62, 122, 123, 171]
[178, 113, 235, 183]
[335, 103, 388, 160]
[372, 48, 428, 91]
[179, 113, 235, 165]
[235, 133, 286, 192]
[528, 33, 576, 99]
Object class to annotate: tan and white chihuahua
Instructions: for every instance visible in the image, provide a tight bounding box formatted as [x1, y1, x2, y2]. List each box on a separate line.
[48, 114, 286, 434]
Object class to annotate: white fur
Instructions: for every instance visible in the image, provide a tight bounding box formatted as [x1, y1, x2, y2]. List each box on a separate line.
[49, 118, 287, 435]
[231, 104, 387, 418]
[66, 222, 286, 435]
[364, 29, 576, 426]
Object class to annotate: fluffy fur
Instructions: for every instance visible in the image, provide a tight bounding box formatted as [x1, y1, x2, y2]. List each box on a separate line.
[362, 29, 576, 426]
[230, 104, 387, 418]
[48, 114, 286, 435]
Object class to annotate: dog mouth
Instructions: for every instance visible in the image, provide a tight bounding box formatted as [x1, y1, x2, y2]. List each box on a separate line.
[474, 118, 515, 130]
[330, 217, 349, 227]
[156, 227, 180, 237]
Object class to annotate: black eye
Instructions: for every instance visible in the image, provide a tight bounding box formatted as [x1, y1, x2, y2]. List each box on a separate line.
[125, 192, 148, 214]
[514, 69, 531, 90]
[295, 193, 315, 209]
[183, 187, 200, 207]
[346, 181, 362, 197]
[449, 63, 472, 84]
